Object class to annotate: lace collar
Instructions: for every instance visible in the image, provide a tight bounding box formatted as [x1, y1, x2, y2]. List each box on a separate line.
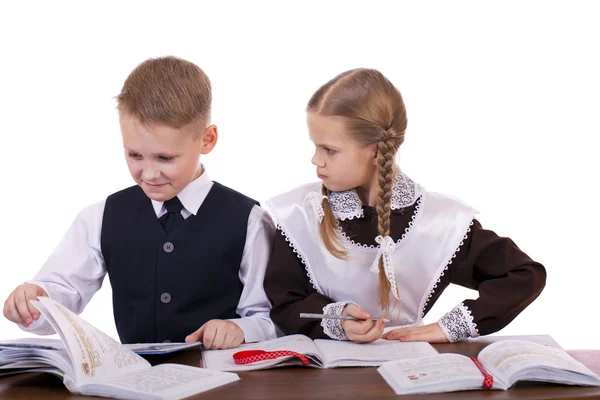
[327, 169, 423, 221]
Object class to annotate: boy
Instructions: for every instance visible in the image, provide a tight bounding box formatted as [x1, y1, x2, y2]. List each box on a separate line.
[2, 56, 277, 349]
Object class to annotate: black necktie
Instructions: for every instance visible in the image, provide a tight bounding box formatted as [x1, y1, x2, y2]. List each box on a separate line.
[159, 197, 184, 234]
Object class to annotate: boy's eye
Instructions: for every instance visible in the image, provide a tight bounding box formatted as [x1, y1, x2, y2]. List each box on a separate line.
[159, 156, 174, 162]
[324, 147, 336, 155]
[128, 152, 142, 159]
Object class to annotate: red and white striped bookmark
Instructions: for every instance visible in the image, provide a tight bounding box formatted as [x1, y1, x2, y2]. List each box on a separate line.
[233, 350, 311, 366]
[470, 357, 494, 389]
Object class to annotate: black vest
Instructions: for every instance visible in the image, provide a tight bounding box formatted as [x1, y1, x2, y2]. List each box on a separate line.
[100, 182, 257, 343]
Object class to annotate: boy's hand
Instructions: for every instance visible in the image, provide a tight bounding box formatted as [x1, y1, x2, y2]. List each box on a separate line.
[382, 322, 449, 343]
[341, 304, 384, 344]
[3, 284, 48, 327]
[185, 320, 245, 350]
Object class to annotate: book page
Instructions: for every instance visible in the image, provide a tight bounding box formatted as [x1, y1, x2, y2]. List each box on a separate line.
[83, 364, 239, 400]
[0, 339, 74, 377]
[377, 354, 491, 395]
[0, 337, 64, 351]
[315, 338, 438, 367]
[124, 342, 201, 355]
[202, 334, 322, 371]
[479, 340, 599, 386]
[31, 296, 150, 385]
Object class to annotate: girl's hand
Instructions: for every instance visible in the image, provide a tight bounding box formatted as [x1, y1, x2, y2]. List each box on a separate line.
[341, 304, 384, 343]
[382, 322, 449, 343]
[185, 320, 245, 349]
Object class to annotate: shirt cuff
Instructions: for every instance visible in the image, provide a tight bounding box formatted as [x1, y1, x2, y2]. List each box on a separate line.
[438, 302, 479, 342]
[321, 301, 358, 341]
[227, 316, 277, 343]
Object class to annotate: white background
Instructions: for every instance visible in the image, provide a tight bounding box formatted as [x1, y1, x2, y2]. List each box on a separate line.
[0, 1, 598, 349]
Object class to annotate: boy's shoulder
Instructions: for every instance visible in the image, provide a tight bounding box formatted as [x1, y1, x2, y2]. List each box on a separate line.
[106, 185, 145, 201]
[211, 181, 259, 207]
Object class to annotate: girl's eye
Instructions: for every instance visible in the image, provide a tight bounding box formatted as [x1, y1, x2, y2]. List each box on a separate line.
[324, 147, 335, 155]
[159, 156, 174, 162]
[128, 153, 142, 159]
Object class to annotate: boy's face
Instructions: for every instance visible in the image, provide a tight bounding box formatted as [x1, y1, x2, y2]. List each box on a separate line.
[307, 112, 377, 193]
[120, 115, 217, 202]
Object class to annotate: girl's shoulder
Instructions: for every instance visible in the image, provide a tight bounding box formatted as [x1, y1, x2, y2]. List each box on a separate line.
[266, 182, 322, 206]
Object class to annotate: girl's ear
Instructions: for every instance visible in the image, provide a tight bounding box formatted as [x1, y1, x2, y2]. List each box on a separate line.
[200, 125, 218, 154]
[370, 143, 379, 166]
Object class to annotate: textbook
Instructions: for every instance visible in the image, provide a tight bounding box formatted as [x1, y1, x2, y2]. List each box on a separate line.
[377, 339, 600, 395]
[202, 334, 438, 371]
[0, 337, 202, 355]
[0, 297, 239, 400]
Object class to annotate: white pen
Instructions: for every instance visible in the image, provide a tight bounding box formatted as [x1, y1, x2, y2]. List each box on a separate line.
[300, 313, 391, 323]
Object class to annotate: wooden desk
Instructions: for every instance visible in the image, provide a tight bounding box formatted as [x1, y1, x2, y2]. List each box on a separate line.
[1, 336, 600, 399]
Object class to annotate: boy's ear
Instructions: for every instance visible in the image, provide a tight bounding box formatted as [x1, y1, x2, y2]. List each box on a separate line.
[200, 124, 218, 154]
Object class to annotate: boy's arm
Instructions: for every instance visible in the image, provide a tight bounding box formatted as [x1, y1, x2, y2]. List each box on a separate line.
[20, 200, 107, 335]
[227, 205, 279, 343]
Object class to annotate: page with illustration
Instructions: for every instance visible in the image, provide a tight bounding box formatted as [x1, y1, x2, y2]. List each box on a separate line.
[202, 334, 322, 371]
[82, 363, 240, 400]
[377, 353, 498, 395]
[31, 296, 150, 385]
[478, 340, 600, 387]
[315, 338, 439, 367]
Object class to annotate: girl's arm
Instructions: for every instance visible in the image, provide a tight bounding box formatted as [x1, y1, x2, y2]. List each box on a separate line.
[264, 228, 333, 339]
[441, 219, 546, 341]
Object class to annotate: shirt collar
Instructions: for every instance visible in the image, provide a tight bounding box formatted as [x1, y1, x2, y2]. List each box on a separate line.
[327, 168, 423, 221]
[151, 167, 213, 218]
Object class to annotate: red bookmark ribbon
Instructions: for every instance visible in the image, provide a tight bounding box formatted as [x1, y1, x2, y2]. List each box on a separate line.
[233, 350, 311, 366]
[470, 357, 493, 389]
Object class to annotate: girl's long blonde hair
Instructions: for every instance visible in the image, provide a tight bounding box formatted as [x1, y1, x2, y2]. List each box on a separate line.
[307, 69, 407, 310]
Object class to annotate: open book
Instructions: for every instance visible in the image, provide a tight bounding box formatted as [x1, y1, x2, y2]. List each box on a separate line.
[0, 297, 239, 399]
[1, 337, 201, 355]
[377, 339, 600, 395]
[203, 334, 438, 371]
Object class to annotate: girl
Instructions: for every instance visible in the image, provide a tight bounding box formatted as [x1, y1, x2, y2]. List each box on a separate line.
[264, 69, 546, 343]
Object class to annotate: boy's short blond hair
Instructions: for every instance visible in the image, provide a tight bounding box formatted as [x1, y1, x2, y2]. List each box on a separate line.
[117, 56, 211, 130]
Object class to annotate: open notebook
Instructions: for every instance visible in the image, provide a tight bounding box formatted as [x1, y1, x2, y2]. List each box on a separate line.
[202, 334, 438, 371]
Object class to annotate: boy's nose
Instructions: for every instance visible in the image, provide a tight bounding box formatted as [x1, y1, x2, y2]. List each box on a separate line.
[141, 167, 161, 181]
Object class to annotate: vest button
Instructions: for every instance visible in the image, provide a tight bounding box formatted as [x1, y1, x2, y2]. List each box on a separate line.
[163, 242, 174, 253]
[160, 293, 172, 304]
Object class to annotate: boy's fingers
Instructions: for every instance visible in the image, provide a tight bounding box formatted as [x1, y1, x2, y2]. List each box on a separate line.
[3, 293, 14, 320]
[14, 289, 33, 325]
[221, 333, 235, 350]
[213, 331, 227, 350]
[185, 325, 205, 343]
[4, 295, 25, 325]
[203, 324, 218, 349]
[26, 292, 41, 320]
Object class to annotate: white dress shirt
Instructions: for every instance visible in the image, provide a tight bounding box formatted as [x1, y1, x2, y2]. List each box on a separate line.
[23, 169, 277, 343]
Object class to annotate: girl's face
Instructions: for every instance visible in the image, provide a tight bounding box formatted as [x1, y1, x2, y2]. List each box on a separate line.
[308, 112, 377, 193]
